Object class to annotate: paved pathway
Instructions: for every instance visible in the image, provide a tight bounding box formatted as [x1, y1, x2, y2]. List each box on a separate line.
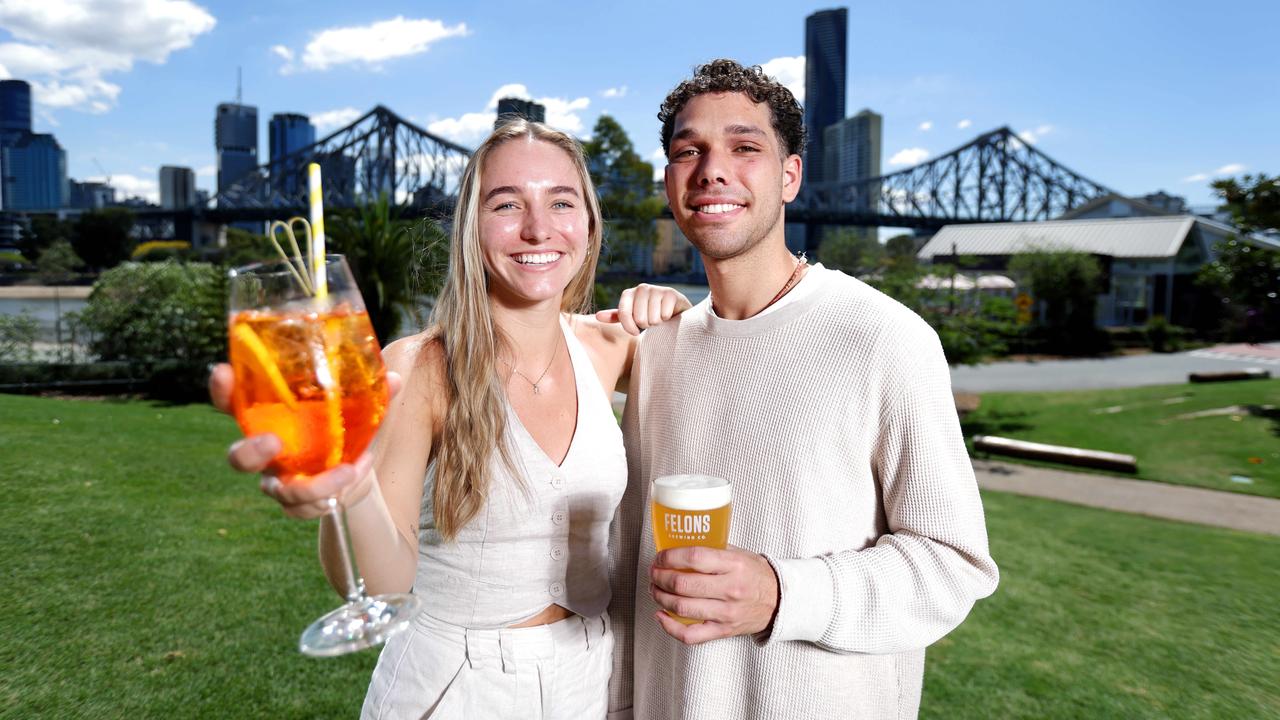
[973, 459, 1280, 536]
[951, 343, 1278, 392]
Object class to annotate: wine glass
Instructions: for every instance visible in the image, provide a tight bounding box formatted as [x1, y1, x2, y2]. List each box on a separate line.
[227, 254, 423, 656]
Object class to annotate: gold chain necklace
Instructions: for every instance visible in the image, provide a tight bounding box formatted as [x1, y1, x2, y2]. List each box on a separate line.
[505, 337, 560, 394]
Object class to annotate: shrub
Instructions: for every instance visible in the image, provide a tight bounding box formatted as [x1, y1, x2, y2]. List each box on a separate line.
[76, 261, 227, 399]
[1143, 315, 1192, 353]
[0, 311, 38, 362]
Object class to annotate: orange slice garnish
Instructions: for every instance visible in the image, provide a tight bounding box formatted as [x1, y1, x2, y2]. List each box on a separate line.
[230, 322, 298, 410]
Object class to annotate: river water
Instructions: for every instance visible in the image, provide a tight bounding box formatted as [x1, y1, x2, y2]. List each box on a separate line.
[0, 291, 90, 343]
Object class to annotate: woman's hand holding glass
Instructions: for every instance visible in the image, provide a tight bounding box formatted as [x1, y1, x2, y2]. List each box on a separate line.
[210, 363, 397, 519]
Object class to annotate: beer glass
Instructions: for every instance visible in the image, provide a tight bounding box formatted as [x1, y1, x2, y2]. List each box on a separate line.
[650, 474, 732, 624]
[228, 255, 423, 656]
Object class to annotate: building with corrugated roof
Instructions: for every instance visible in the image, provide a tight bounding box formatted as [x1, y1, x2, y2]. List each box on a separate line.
[918, 212, 1276, 327]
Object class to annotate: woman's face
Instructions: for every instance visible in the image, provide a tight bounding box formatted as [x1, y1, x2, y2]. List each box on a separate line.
[477, 137, 590, 309]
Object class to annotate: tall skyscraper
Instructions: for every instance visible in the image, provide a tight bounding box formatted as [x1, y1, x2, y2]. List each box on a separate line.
[0, 80, 32, 142]
[160, 165, 197, 209]
[494, 98, 546, 129]
[804, 8, 847, 184]
[268, 112, 315, 198]
[215, 102, 258, 198]
[268, 113, 316, 163]
[0, 79, 67, 210]
[1, 133, 66, 210]
[823, 109, 882, 189]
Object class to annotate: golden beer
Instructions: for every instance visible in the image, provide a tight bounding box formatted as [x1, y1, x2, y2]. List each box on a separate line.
[650, 474, 732, 624]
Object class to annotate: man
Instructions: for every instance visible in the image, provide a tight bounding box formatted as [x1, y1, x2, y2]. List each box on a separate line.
[607, 59, 999, 719]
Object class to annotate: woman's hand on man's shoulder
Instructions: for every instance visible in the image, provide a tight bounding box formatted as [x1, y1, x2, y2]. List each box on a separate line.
[593, 284, 692, 336]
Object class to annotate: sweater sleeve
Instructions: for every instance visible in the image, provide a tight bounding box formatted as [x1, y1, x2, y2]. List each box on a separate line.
[762, 317, 999, 653]
[606, 385, 644, 713]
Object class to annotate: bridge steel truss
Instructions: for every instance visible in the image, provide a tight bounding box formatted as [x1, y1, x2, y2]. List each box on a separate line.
[205, 106, 473, 222]
[791, 126, 1114, 229]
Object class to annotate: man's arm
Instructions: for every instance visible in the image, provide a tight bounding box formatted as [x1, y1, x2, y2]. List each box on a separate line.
[650, 318, 998, 652]
[762, 318, 998, 652]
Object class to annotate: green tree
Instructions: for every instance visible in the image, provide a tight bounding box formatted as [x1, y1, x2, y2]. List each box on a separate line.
[884, 233, 919, 271]
[1196, 237, 1280, 342]
[36, 240, 82, 283]
[327, 194, 447, 342]
[0, 311, 38, 362]
[220, 227, 277, 268]
[1194, 174, 1280, 342]
[818, 228, 883, 274]
[583, 115, 664, 277]
[1211, 173, 1280, 234]
[1007, 250, 1106, 354]
[19, 215, 74, 263]
[72, 208, 136, 270]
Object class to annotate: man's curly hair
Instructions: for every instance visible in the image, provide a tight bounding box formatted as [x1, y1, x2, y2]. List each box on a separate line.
[658, 58, 806, 160]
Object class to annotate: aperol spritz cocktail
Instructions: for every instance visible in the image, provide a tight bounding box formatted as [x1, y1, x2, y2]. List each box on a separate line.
[227, 254, 422, 657]
[229, 304, 387, 479]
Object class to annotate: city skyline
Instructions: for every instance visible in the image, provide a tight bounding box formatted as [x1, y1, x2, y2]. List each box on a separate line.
[0, 0, 1276, 217]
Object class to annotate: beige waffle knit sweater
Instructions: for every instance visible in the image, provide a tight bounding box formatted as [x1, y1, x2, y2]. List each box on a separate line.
[608, 266, 999, 719]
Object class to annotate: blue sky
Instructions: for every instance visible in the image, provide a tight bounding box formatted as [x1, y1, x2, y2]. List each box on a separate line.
[2, 0, 1277, 214]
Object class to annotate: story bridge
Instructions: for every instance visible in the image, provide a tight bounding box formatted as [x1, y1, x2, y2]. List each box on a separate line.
[132, 112, 1112, 242]
[789, 126, 1113, 230]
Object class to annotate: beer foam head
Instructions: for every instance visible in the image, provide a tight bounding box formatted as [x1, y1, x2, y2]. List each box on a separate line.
[651, 474, 731, 511]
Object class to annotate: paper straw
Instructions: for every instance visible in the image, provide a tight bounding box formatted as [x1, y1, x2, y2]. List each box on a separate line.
[308, 162, 327, 299]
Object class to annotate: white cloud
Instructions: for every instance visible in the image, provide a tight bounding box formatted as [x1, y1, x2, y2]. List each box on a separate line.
[957, 119, 972, 130]
[601, 86, 628, 99]
[918, 121, 933, 131]
[429, 84, 591, 145]
[649, 147, 666, 182]
[889, 147, 930, 167]
[1183, 163, 1246, 183]
[196, 164, 216, 177]
[487, 83, 532, 108]
[0, 0, 215, 114]
[541, 96, 590, 134]
[311, 107, 363, 132]
[1018, 124, 1054, 145]
[91, 173, 159, 204]
[760, 55, 805, 104]
[284, 16, 468, 73]
[428, 112, 497, 145]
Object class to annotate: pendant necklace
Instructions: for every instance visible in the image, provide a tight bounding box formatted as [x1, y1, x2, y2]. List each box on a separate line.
[507, 337, 560, 394]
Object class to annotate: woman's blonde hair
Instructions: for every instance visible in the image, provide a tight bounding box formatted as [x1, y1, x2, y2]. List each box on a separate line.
[427, 119, 602, 540]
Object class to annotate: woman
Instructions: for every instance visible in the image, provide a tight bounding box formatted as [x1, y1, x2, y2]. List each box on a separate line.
[210, 119, 688, 718]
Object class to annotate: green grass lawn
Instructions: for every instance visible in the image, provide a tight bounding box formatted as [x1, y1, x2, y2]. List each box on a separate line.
[962, 379, 1280, 498]
[1, 394, 377, 718]
[2, 394, 1277, 718]
[921, 491, 1280, 719]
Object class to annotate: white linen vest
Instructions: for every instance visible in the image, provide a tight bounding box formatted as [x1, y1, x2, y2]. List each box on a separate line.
[414, 316, 627, 628]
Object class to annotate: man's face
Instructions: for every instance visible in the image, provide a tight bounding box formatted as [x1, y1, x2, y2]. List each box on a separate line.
[663, 91, 802, 261]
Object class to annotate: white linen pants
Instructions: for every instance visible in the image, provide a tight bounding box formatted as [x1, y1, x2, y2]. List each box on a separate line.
[361, 611, 612, 720]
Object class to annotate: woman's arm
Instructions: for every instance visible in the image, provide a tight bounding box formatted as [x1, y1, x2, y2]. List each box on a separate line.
[579, 284, 692, 393]
[319, 335, 447, 595]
